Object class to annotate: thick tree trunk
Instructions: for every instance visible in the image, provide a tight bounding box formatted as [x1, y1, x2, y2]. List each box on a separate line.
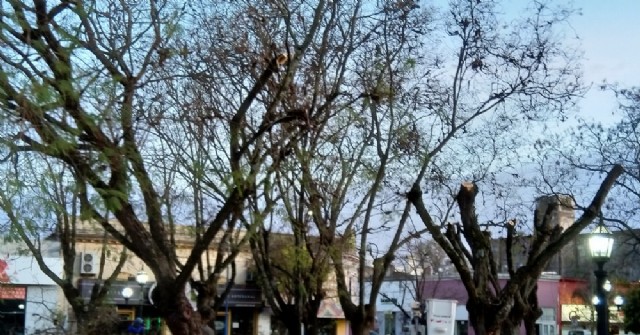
[467, 299, 503, 335]
[164, 295, 202, 335]
[347, 306, 376, 335]
[350, 320, 370, 335]
[501, 319, 518, 335]
[153, 283, 203, 335]
[283, 316, 303, 335]
[523, 316, 537, 335]
[468, 306, 488, 335]
[305, 315, 320, 335]
[195, 280, 217, 325]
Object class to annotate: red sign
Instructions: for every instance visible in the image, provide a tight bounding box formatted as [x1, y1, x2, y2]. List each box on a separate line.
[0, 259, 10, 283]
[0, 286, 26, 299]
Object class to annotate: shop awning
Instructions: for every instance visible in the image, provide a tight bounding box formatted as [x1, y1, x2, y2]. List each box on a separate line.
[317, 299, 345, 319]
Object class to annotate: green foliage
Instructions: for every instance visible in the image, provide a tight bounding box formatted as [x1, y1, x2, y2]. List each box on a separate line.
[623, 288, 640, 333]
[268, 239, 331, 299]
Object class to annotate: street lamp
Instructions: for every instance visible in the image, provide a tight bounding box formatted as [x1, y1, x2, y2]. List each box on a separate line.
[136, 270, 149, 319]
[122, 287, 134, 305]
[614, 295, 624, 311]
[589, 221, 614, 335]
[603, 280, 612, 292]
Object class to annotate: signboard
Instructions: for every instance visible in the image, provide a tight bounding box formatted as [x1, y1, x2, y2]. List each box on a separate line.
[0, 286, 26, 299]
[78, 279, 150, 305]
[426, 299, 457, 335]
[222, 285, 263, 307]
[381, 297, 398, 305]
[0, 256, 62, 285]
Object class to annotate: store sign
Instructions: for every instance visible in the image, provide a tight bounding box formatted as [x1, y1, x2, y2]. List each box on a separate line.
[0, 286, 26, 299]
[0, 256, 62, 285]
[221, 285, 263, 307]
[381, 297, 398, 304]
[79, 279, 150, 305]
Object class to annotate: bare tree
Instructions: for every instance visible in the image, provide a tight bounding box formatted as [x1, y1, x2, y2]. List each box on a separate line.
[409, 170, 622, 335]
[216, 2, 438, 335]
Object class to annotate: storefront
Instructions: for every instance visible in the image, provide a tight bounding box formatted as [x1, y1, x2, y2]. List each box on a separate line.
[79, 280, 265, 335]
[213, 284, 264, 335]
[79, 278, 162, 334]
[0, 285, 26, 334]
[317, 299, 348, 335]
[0, 256, 62, 335]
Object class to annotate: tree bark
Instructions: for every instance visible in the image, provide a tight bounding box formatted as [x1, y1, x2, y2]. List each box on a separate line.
[153, 283, 202, 335]
[283, 317, 303, 335]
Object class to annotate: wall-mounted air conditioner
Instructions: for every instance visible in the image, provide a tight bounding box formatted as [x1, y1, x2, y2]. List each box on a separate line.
[80, 252, 97, 275]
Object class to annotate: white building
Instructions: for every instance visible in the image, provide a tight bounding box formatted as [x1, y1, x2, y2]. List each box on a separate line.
[0, 255, 63, 335]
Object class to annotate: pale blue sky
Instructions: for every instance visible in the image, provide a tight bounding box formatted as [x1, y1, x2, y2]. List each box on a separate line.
[571, 0, 640, 123]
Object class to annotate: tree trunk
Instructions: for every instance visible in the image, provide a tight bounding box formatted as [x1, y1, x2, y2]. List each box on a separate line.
[501, 319, 518, 335]
[350, 320, 370, 335]
[347, 307, 376, 335]
[195, 280, 217, 326]
[305, 316, 320, 335]
[467, 300, 502, 335]
[154, 284, 203, 335]
[468, 307, 487, 335]
[523, 316, 537, 335]
[283, 316, 303, 335]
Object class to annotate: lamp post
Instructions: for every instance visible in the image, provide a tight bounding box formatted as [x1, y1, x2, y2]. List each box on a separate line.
[122, 287, 134, 305]
[136, 270, 149, 320]
[589, 221, 614, 335]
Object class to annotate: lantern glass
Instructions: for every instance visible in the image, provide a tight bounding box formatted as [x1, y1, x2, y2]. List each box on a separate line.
[122, 287, 134, 298]
[136, 271, 149, 285]
[589, 224, 614, 262]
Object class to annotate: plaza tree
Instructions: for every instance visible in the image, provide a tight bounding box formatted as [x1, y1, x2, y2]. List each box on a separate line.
[240, 1, 600, 335]
[0, 0, 332, 333]
[249, 225, 334, 335]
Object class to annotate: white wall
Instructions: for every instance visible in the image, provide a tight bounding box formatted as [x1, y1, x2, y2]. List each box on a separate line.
[257, 311, 271, 335]
[24, 286, 61, 335]
[365, 280, 417, 335]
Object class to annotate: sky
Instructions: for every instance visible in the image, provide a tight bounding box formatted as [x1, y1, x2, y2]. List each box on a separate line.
[569, 0, 640, 124]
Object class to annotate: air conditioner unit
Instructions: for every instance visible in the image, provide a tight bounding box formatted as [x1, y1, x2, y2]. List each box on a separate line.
[80, 252, 97, 275]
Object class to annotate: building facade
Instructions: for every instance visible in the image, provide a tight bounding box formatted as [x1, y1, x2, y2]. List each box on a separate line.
[365, 271, 417, 335]
[420, 274, 561, 335]
[0, 255, 63, 335]
[2, 221, 358, 335]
